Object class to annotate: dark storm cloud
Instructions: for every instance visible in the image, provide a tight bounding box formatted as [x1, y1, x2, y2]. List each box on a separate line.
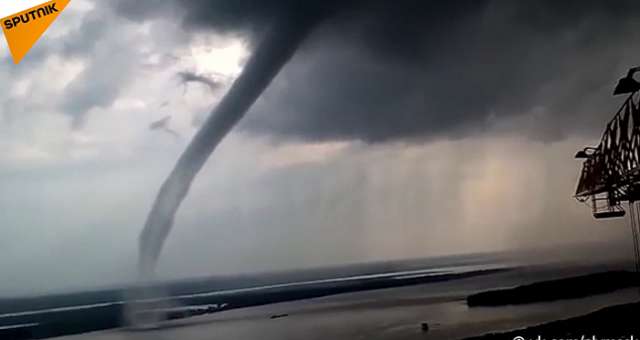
[114, 0, 353, 41]
[113, 0, 640, 142]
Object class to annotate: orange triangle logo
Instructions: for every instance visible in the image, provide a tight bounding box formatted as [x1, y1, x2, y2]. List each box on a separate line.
[1, 0, 70, 64]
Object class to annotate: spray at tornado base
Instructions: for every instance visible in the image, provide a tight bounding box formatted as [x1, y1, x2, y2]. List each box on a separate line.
[137, 9, 329, 281]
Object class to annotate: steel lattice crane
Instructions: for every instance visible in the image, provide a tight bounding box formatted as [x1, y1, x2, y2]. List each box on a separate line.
[575, 66, 640, 271]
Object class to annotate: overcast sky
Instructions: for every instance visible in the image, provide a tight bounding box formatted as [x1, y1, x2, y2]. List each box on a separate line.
[1, 0, 638, 296]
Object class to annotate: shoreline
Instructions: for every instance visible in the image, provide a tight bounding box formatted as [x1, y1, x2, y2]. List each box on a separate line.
[467, 271, 640, 307]
[465, 271, 640, 338]
[50, 271, 639, 340]
[3, 261, 638, 340]
[0, 266, 507, 340]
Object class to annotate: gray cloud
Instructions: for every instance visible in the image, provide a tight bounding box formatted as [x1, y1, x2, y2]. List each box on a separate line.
[112, 0, 640, 142]
[62, 57, 131, 128]
[59, 7, 141, 128]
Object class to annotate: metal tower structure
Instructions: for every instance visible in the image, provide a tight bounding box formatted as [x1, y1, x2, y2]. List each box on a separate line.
[575, 66, 640, 271]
